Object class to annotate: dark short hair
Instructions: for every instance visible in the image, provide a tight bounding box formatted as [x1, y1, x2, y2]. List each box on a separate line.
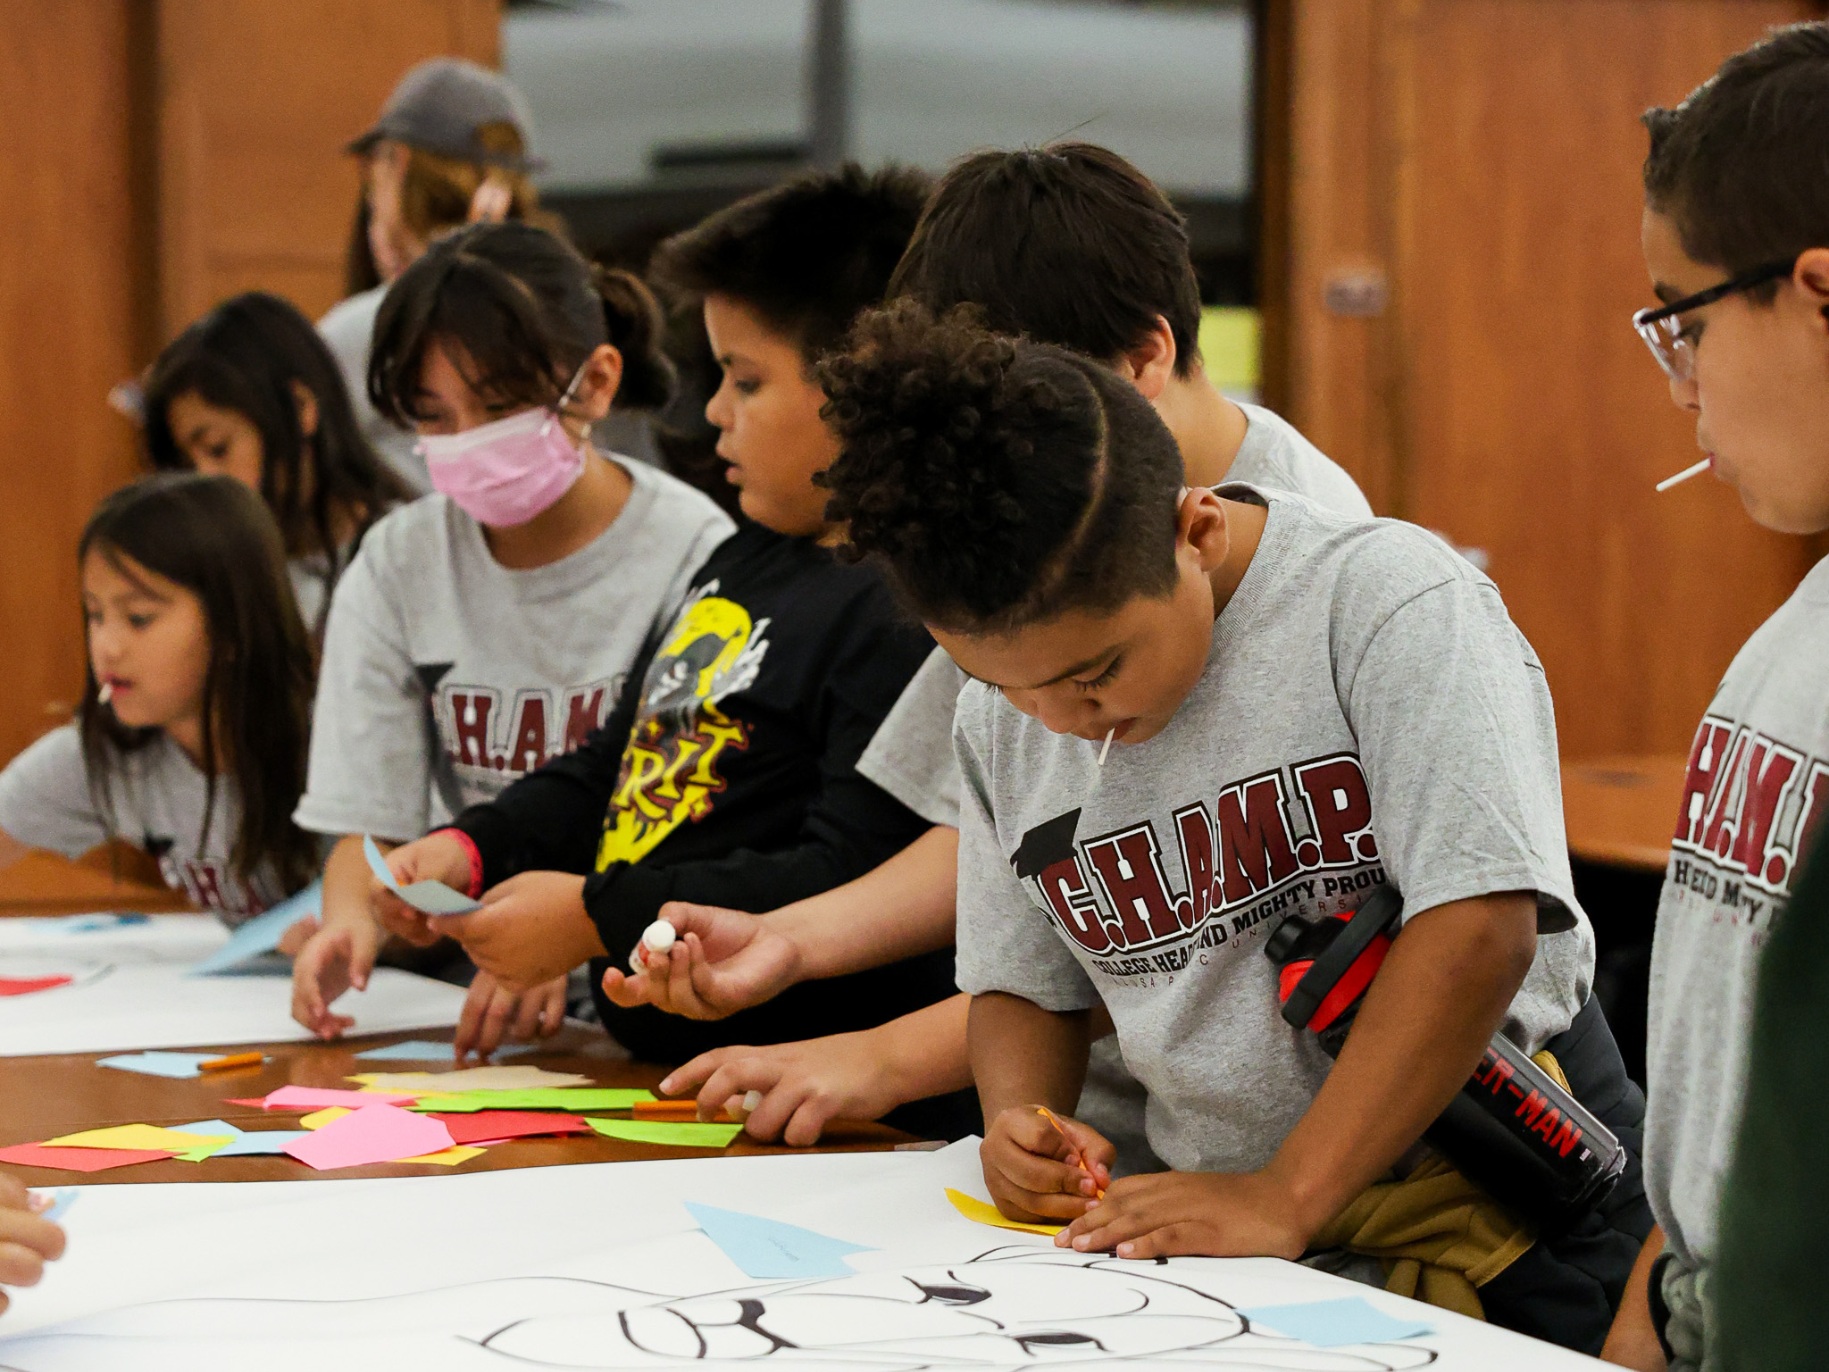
[649, 163, 932, 361]
[889, 142, 1202, 376]
[370, 219, 675, 424]
[142, 292, 413, 627]
[1643, 22, 1829, 297]
[818, 302, 1183, 634]
[79, 473, 318, 895]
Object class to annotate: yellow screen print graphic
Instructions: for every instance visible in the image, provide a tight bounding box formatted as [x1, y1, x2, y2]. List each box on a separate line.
[597, 590, 770, 869]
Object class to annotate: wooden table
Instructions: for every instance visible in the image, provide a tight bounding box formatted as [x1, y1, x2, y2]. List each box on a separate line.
[1561, 754, 1688, 873]
[0, 1026, 913, 1186]
[0, 846, 194, 915]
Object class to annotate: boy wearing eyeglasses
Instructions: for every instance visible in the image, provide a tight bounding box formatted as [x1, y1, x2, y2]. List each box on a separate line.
[1604, 25, 1829, 1372]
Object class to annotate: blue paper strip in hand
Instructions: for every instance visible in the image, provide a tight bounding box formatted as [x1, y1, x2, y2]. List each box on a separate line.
[363, 836, 480, 917]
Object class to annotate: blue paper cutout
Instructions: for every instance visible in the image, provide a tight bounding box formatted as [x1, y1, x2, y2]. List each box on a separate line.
[685, 1202, 873, 1279]
[97, 1051, 215, 1079]
[187, 882, 323, 977]
[1239, 1298, 1433, 1348]
[213, 1130, 312, 1157]
[61, 914, 150, 932]
[40, 1189, 78, 1223]
[362, 836, 479, 916]
[176, 1120, 245, 1138]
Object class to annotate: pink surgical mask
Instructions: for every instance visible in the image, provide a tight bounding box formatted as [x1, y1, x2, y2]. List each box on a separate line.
[417, 369, 590, 527]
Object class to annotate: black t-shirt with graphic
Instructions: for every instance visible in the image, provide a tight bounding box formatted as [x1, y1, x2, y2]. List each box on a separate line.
[451, 521, 955, 1062]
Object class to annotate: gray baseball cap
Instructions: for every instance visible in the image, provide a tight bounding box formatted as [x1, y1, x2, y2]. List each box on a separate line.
[347, 57, 544, 172]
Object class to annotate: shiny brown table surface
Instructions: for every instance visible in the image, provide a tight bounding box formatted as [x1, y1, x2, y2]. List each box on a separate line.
[1561, 754, 1688, 873]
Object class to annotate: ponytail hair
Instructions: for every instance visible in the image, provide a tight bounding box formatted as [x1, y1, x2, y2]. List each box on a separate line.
[369, 219, 676, 427]
[78, 474, 318, 896]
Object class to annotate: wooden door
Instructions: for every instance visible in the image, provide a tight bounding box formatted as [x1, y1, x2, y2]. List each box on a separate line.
[1262, 0, 1824, 757]
[0, 0, 499, 778]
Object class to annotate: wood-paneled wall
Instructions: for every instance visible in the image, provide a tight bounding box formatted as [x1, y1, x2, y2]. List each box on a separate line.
[0, 0, 498, 769]
[1261, 0, 1824, 759]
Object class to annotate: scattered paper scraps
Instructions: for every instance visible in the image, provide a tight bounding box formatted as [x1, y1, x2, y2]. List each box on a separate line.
[300, 1108, 352, 1130]
[96, 1051, 215, 1079]
[170, 1121, 242, 1162]
[944, 1188, 1064, 1236]
[1237, 1298, 1434, 1348]
[586, 1118, 743, 1149]
[0, 1144, 173, 1172]
[406, 1088, 654, 1114]
[187, 881, 322, 977]
[282, 1103, 455, 1171]
[429, 1112, 591, 1146]
[686, 1202, 873, 1279]
[41, 1125, 223, 1153]
[396, 1145, 485, 1167]
[0, 975, 73, 997]
[348, 1065, 591, 1093]
[362, 835, 480, 916]
[260, 1086, 418, 1111]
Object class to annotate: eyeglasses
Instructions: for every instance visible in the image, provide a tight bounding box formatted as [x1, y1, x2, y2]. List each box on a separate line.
[1632, 258, 1795, 382]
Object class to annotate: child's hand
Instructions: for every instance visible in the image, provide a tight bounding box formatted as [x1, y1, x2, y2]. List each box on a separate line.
[0, 1176, 67, 1317]
[289, 916, 382, 1040]
[658, 1027, 896, 1147]
[981, 1106, 1114, 1224]
[370, 833, 474, 948]
[1057, 1169, 1309, 1261]
[276, 914, 320, 958]
[454, 971, 567, 1061]
[599, 901, 802, 1020]
[438, 871, 604, 992]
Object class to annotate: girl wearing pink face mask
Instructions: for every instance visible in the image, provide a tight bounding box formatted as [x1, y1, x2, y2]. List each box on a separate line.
[286, 221, 733, 1046]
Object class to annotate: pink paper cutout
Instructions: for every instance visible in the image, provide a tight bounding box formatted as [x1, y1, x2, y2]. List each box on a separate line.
[281, 1103, 454, 1170]
[261, 1086, 417, 1112]
[0, 1144, 174, 1172]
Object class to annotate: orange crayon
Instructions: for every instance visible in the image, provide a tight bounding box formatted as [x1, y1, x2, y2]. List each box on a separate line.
[199, 1051, 265, 1072]
[1037, 1106, 1105, 1200]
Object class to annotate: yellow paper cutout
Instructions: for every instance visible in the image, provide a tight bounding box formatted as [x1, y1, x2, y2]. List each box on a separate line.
[348, 1066, 591, 1093]
[43, 1124, 222, 1152]
[300, 1107, 353, 1130]
[397, 1145, 486, 1166]
[944, 1188, 1064, 1236]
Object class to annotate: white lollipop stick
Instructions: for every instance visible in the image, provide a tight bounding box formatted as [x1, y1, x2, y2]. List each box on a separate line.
[1097, 727, 1115, 767]
[1655, 458, 1711, 493]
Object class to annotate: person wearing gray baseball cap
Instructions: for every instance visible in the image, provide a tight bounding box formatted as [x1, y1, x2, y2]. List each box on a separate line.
[321, 57, 560, 491]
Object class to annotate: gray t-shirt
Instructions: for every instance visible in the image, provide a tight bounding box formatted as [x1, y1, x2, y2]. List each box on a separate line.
[857, 402, 1372, 826]
[295, 458, 732, 841]
[955, 485, 1592, 1174]
[0, 724, 289, 923]
[318, 285, 428, 494]
[1646, 554, 1829, 1285]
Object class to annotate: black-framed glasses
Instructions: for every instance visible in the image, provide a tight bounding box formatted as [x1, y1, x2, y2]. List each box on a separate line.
[1633, 258, 1795, 382]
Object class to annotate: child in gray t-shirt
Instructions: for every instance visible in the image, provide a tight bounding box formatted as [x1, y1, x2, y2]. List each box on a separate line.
[0, 475, 322, 924]
[811, 304, 1638, 1349]
[288, 222, 732, 1043]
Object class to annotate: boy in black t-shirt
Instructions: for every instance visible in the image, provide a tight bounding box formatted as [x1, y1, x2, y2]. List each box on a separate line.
[361, 167, 966, 1132]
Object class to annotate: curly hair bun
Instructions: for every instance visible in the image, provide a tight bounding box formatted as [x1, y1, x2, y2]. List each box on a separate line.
[818, 301, 1119, 628]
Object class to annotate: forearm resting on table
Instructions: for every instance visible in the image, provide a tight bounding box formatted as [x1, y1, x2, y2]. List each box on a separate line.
[969, 990, 1094, 1122]
[767, 825, 960, 981]
[870, 994, 975, 1105]
[1264, 890, 1537, 1237]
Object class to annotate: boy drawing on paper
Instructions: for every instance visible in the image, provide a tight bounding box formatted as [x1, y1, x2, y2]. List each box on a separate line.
[808, 302, 1647, 1351]
[1600, 24, 1829, 1372]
